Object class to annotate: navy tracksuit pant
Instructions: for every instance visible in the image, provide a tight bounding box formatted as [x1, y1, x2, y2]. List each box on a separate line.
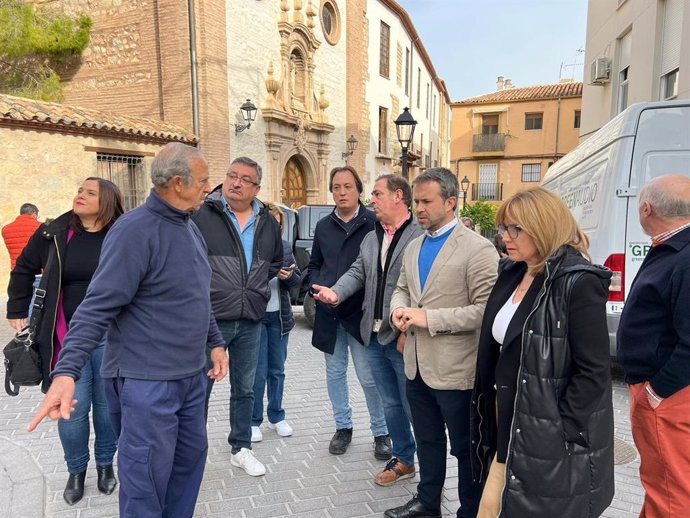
[105, 370, 208, 518]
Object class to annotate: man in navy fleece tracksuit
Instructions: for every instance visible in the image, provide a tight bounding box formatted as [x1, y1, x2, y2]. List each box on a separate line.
[29, 143, 229, 518]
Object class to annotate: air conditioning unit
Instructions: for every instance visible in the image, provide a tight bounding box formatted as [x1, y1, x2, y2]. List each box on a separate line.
[590, 58, 611, 85]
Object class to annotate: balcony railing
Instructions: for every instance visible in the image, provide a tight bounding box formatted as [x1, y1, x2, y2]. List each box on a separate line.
[472, 183, 503, 201]
[472, 133, 506, 153]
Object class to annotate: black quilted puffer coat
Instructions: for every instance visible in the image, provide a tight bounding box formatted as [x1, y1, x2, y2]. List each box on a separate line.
[470, 246, 615, 518]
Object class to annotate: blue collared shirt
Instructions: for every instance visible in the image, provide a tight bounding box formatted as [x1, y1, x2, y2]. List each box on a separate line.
[221, 196, 260, 273]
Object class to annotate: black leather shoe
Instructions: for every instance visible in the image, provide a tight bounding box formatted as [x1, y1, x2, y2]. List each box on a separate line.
[63, 471, 86, 505]
[97, 464, 117, 495]
[329, 428, 353, 455]
[374, 434, 393, 460]
[384, 495, 442, 518]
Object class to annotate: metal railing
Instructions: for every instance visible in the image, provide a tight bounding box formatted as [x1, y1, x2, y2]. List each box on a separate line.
[472, 183, 503, 201]
[472, 133, 506, 153]
[96, 153, 146, 211]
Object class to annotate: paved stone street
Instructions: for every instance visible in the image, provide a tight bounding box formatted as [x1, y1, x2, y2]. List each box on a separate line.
[0, 303, 643, 517]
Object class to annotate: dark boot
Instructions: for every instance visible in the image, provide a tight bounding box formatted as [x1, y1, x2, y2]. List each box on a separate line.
[329, 428, 353, 455]
[63, 471, 86, 505]
[97, 464, 117, 495]
[374, 434, 393, 460]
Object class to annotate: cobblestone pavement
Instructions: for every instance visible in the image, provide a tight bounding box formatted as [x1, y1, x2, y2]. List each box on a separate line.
[0, 303, 643, 517]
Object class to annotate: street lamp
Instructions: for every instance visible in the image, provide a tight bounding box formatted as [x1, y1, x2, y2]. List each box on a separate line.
[342, 134, 358, 161]
[235, 99, 258, 135]
[394, 107, 417, 180]
[460, 175, 470, 211]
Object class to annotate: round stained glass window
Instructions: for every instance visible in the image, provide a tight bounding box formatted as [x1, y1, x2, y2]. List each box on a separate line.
[320, 1, 340, 45]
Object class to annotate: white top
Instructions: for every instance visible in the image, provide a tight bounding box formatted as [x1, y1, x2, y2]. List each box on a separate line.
[492, 289, 522, 346]
[266, 277, 280, 312]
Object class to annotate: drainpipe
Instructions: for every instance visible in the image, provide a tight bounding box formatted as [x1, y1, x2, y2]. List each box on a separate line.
[554, 96, 561, 161]
[188, 0, 201, 144]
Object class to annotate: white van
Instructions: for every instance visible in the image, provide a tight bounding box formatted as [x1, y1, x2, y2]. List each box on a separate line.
[542, 100, 690, 356]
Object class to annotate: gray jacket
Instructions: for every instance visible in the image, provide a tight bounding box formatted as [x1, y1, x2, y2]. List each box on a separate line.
[331, 217, 423, 346]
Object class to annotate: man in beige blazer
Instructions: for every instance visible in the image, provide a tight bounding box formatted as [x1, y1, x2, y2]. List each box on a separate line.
[384, 168, 498, 518]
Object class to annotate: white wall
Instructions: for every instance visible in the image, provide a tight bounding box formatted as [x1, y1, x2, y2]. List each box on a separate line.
[226, 1, 347, 198]
[581, 0, 690, 138]
[365, 0, 444, 189]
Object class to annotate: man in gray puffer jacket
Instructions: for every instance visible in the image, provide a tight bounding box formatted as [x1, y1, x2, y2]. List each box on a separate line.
[193, 157, 282, 478]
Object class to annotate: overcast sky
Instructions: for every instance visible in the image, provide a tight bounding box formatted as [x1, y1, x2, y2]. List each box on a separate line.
[395, 0, 589, 101]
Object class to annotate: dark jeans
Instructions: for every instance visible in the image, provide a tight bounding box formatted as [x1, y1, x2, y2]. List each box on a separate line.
[58, 342, 117, 474]
[406, 373, 481, 518]
[205, 318, 262, 453]
[104, 370, 208, 518]
[252, 311, 289, 426]
[365, 333, 416, 466]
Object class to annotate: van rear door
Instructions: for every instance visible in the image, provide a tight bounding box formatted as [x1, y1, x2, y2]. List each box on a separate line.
[624, 103, 690, 299]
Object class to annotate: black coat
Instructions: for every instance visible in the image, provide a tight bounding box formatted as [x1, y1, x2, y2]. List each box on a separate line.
[6, 212, 74, 392]
[471, 246, 615, 518]
[307, 205, 376, 353]
[276, 239, 301, 335]
[192, 189, 283, 322]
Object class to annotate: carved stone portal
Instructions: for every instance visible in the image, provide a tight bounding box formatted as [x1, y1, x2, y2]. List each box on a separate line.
[263, 0, 334, 205]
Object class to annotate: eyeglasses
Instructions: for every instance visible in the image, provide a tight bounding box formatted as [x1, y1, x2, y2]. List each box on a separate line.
[497, 224, 523, 239]
[226, 172, 259, 187]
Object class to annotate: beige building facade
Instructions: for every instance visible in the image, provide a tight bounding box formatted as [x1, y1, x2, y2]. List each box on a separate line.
[26, 0, 446, 207]
[56, 0, 230, 180]
[224, 0, 347, 207]
[346, 0, 451, 189]
[53, 0, 346, 204]
[0, 94, 196, 287]
[581, 0, 690, 139]
[451, 80, 582, 206]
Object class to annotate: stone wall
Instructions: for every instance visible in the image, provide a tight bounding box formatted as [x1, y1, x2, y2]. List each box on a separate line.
[0, 126, 167, 288]
[54, 0, 229, 180]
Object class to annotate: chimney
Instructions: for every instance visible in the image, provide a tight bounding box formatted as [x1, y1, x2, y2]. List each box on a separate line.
[496, 76, 505, 91]
[504, 78, 513, 89]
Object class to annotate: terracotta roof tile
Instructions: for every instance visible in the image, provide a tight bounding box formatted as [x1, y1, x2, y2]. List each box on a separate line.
[454, 82, 583, 105]
[0, 94, 197, 143]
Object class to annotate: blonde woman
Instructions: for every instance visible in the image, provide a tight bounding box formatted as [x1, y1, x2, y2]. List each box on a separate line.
[470, 186, 614, 518]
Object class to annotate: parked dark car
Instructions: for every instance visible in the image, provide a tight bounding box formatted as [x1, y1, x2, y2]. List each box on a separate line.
[278, 204, 334, 327]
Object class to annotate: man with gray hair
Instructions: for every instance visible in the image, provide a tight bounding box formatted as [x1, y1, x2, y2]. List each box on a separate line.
[385, 168, 498, 518]
[617, 174, 690, 518]
[29, 142, 229, 517]
[193, 156, 283, 477]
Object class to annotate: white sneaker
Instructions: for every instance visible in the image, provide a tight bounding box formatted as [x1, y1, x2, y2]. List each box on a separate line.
[230, 448, 266, 477]
[251, 426, 263, 442]
[267, 420, 293, 437]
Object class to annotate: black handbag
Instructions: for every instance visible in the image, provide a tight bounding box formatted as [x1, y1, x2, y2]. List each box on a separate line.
[3, 287, 46, 396]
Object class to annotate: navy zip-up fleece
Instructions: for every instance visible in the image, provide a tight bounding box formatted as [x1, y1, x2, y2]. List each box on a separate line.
[52, 190, 224, 382]
[617, 226, 690, 398]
